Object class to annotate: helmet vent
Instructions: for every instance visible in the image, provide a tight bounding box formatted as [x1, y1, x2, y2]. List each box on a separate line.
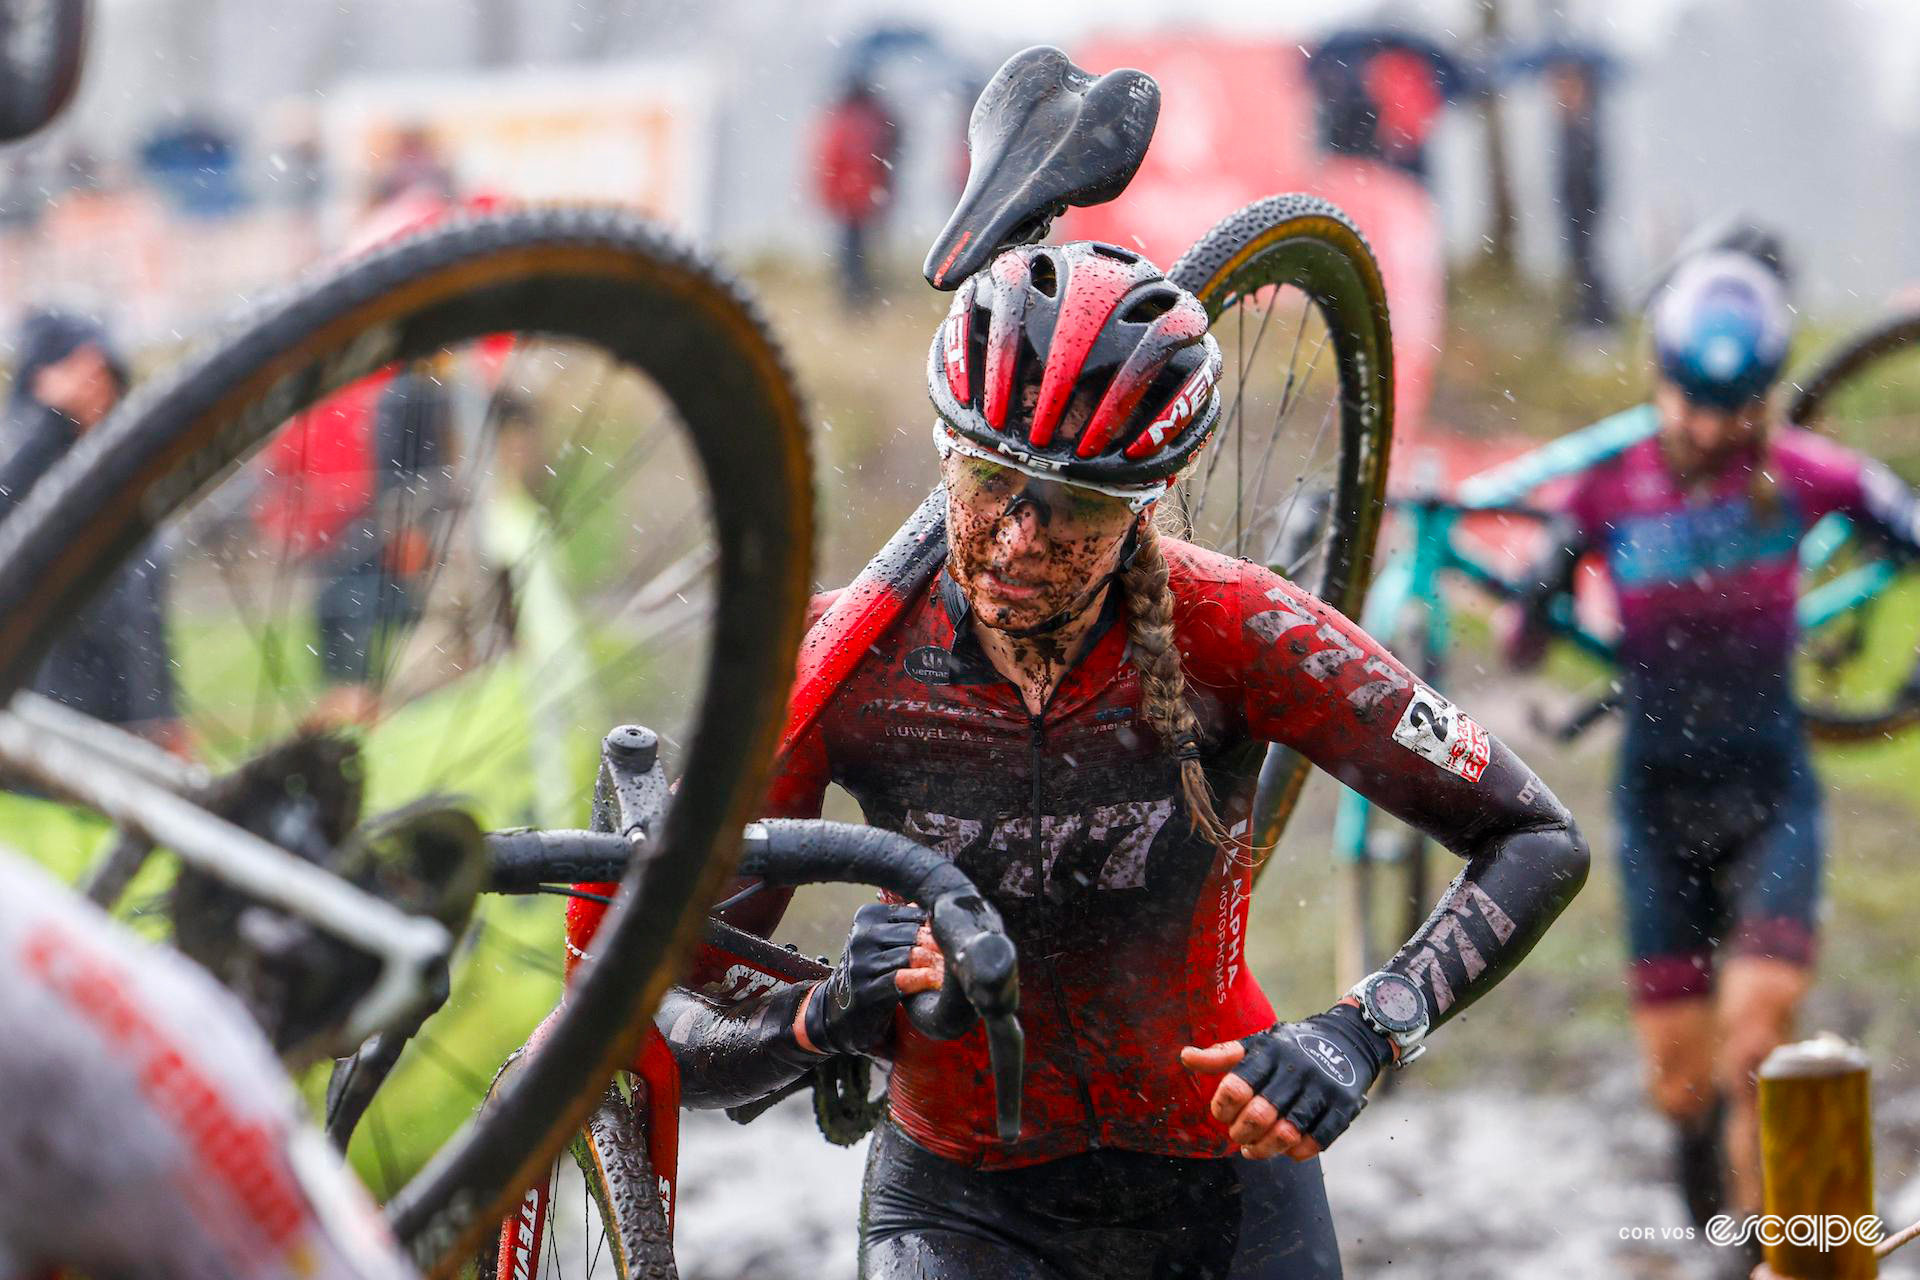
[1090, 243, 1140, 264]
[1029, 254, 1059, 298]
[1122, 290, 1177, 324]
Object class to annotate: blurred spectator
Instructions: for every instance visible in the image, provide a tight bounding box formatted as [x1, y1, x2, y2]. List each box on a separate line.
[369, 124, 456, 207]
[1307, 28, 1472, 184]
[138, 118, 246, 218]
[314, 364, 454, 687]
[248, 181, 461, 569]
[254, 189, 464, 725]
[1503, 42, 1622, 330]
[1549, 59, 1614, 328]
[811, 78, 898, 308]
[0, 310, 185, 751]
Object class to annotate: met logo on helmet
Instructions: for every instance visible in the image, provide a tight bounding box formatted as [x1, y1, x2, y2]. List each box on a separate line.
[942, 293, 971, 403]
[1124, 361, 1215, 460]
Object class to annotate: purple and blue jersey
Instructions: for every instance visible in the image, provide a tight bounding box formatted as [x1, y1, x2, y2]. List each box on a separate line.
[1566, 426, 1920, 770]
[1556, 424, 1920, 998]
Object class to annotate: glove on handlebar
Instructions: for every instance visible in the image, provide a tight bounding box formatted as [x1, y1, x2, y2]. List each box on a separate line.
[803, 902, 927, 1058]
[1233, 1003, 1393, 1150]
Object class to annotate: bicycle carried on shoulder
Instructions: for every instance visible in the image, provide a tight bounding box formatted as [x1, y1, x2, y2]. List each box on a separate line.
[450, 42, 1411, 1277]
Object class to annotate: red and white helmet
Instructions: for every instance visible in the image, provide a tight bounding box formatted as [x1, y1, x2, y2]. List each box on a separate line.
[928, 241, 1222, 505]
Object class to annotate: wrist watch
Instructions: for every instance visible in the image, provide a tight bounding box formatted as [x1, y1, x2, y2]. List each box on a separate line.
[1347, 971, 1430, 1068]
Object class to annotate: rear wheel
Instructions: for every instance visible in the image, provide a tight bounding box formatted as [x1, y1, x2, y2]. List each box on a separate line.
[0, 209, 813, 1274]
[1170, 194, 1395, 869]
[1786, 309, 1920, 741]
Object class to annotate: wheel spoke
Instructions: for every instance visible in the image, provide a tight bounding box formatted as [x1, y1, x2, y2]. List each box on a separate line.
[547, 1165, 562, 1279]
[1263, 399, 1341, 571]
[1170, 197, 1395, 866]
[250, 427, 320, 744]
[203, 531, 315, 746]
[1186, 287, 1338, 562]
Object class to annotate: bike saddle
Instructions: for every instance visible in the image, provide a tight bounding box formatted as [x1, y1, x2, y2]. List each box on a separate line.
[924, 44, 1159, 289]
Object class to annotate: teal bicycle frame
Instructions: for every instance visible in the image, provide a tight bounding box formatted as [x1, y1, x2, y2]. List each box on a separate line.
[1331, 403, 1903, 868]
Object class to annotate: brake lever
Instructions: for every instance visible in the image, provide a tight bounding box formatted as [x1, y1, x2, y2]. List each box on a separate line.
[904, 888, 1024, 1142]
[983, 1012, 1027, 1144]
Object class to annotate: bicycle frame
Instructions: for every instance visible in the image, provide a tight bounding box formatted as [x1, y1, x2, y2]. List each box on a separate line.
[0, 690, 451, 1041]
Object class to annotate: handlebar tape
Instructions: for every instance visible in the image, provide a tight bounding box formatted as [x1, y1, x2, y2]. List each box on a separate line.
[486, 821, 1017, 1038]
[486, 827, 630, 890]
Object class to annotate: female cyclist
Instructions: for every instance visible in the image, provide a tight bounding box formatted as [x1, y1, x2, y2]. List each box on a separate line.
[1506, 246, 1920, 1231]
[643, 241, 1590, 1277]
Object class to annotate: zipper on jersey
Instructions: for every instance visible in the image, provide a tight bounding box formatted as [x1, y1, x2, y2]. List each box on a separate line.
[1029, 708, 1100, 1135]
[1028, 714, 1045, 842]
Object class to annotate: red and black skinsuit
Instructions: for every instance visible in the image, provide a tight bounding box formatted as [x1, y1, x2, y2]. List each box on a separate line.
[624, 538, 1588, 1275]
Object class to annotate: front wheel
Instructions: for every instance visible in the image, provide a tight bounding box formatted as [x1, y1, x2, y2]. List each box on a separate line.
[1168, 194, 1395, 869]
[0, 208, 814, 1274]
[473, 1084, 673, 1280]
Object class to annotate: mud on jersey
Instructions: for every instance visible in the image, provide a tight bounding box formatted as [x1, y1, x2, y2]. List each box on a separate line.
[762, 538, 1577, 1169]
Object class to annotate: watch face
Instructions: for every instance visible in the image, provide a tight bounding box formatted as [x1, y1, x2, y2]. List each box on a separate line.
[1367, 974, 1424, 1032]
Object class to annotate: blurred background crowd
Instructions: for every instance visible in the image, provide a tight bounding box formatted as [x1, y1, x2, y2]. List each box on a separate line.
[7, 0, 1920, 353]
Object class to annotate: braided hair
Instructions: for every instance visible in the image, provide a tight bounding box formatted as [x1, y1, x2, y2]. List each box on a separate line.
[1117, 519, 1234, 855]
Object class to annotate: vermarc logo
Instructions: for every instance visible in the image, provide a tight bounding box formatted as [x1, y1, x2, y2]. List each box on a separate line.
[1300, 1032, 1358, 1087]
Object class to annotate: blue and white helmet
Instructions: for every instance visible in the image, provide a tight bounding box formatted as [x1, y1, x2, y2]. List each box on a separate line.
[1650, 250, 1793, 409]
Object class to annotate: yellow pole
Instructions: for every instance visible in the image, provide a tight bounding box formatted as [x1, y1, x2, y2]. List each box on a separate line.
[1757, 1034, 1877, 1279]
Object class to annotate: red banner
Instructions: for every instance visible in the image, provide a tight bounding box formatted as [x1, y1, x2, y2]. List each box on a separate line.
[1065, 36, 1444, 443]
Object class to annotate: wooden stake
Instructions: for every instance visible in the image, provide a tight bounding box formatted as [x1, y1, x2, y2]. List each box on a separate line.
[1757, 1034, 1877, 1279]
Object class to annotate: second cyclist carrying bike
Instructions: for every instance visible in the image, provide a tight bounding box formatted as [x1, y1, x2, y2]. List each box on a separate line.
[1505, 237, 1920, 1233]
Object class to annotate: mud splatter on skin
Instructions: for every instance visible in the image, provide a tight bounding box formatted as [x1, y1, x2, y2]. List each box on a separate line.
[939, 451, 1140, 712]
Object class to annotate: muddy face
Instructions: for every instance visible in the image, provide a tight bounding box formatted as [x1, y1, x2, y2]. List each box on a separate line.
[941, 452, 1138, 636]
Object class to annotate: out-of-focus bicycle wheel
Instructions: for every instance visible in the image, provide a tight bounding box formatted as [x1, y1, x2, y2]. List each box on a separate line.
[0, 0, 88, 142]
[1787, 309, 1920, 740]
[0, 208, 813, 1274]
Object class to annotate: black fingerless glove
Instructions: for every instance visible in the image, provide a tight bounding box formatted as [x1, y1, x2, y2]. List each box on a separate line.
[802, 902, 926, 1058]
[1234, 1003, 1394, 1150]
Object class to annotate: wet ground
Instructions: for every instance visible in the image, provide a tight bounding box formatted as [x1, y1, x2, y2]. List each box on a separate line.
[671, 1071, 1920, 1280]
[671, 1023, 1920, 1280]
